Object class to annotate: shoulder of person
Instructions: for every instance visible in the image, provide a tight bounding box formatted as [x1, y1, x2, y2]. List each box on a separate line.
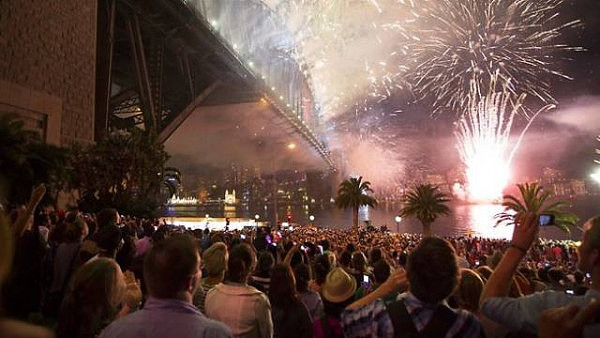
[256, 291, 271, 305]
[0, 319, 54, 338]
[452, 306, 482, 323]
[203, 317, 233, 337]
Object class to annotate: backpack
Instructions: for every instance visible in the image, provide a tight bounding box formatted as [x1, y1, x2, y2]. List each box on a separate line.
[315, 314, 344, 338]
[386, 299, 458, 338]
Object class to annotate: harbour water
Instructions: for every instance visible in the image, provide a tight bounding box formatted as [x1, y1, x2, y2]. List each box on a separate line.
[162, 196, 599, 240]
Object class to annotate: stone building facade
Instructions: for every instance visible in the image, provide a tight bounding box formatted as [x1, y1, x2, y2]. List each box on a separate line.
[0, 0, 97, 145]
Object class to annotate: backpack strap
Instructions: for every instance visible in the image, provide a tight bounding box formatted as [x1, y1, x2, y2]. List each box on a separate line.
[386, 299, 418, 338]
[387, 299, 459, 338]
[419, 304, 458, 337]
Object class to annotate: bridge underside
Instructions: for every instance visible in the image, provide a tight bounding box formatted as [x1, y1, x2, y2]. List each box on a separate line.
[97, 0, 327, 162]
[164, 102, 328, 172]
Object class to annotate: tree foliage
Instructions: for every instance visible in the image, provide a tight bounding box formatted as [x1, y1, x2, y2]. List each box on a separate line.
[70, 130, 169, 217]
[335, 176, 377, 230]
[495, 182, 579, 234]
[400, 184, 451, 237]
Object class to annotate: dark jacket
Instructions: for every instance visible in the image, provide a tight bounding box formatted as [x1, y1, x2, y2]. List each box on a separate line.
[272, 299, 313, 338]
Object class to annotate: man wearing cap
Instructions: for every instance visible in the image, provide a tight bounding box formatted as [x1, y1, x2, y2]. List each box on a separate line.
[341, 237, 484, 337]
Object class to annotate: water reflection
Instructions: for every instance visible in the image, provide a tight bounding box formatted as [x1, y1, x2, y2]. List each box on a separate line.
[163, 196, 595, 240]
[453, 203, 514, 239]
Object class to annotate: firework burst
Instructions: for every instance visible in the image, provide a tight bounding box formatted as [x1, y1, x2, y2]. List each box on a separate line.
[455, 80, 523, 202]
[591, 136, 600, 183]
[408, 0, 582, 114]
[455, 76, 555, 202]
[267, 0, 415, 121]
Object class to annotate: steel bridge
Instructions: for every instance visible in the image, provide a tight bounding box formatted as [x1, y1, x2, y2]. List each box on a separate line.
[95, 0, 333, 168]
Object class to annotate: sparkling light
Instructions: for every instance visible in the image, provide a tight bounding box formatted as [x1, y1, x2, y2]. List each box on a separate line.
[404, 0, 582, 115]
[455, 80, 523, 203]
[464, 149, 511, 203]
[592, 168, 600, 184]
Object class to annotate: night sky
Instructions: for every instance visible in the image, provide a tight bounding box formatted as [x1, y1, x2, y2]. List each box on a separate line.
[166, 0, 600, 181]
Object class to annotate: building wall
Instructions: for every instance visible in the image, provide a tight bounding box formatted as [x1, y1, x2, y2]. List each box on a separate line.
[0, 0, 97, 145]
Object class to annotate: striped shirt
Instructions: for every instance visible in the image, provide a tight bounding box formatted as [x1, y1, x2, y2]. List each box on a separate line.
[341, 292, 484, 338]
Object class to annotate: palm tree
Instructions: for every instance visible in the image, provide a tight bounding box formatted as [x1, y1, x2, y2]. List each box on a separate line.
[335, 176, 377, 231]
[495, 182, 578, 234]
[400, 184, 451, 237]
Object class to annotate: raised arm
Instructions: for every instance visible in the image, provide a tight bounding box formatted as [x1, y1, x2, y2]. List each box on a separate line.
[347, 268, 407, 310]
[480, 213, 538, 306]
[11, 184, 46, 238]
[283, 244, 301, 266]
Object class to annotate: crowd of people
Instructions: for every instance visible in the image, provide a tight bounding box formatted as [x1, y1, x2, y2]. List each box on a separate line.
[1, 185, 599, 337]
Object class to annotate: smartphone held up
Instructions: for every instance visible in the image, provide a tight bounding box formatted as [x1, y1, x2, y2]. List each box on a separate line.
[539, 214, 555, 227]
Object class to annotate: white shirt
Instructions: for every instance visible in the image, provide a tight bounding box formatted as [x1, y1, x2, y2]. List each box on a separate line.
[481, 288, 600, 337]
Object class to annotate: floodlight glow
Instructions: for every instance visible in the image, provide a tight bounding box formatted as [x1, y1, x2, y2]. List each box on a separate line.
[591, 168, 600, 183]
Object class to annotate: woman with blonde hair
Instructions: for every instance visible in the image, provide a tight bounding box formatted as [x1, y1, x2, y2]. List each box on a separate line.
[194, 242, 228, 313]
[56, 258, 125, 338]
[205, 243, 273, 338]
[454, 269, 484, 313]
[456, 269, 507, 338]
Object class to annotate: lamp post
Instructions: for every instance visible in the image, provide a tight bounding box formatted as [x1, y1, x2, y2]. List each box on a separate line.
[394, 215, 402, 233]
[309, 215, 315, 227]
[255, 214, 260, 231]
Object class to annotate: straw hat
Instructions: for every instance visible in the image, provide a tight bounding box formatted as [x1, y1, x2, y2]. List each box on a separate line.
[321, 268, 356, 303]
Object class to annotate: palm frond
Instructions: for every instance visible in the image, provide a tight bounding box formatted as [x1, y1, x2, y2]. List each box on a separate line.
[400, 184, 451, 234]
[501, 194, 526, 212]
[335, 176, 377, 210]
[495, 182, 578, 233]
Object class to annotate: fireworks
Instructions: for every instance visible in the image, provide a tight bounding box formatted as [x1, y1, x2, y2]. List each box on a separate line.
[268, 0, 415, 121]
[595, 136, 600, 165]
[455, 80, 523, 202]
[414, 0, 582, 202]
[592, 136, 600, 184]
[263, 0, 580, 202]
[266, 0, 581, 126]
[455, 77, 555, 202]
[407, 0, 581, 114]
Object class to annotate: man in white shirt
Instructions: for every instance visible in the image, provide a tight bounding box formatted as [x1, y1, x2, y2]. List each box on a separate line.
[480, 214, 600, 337]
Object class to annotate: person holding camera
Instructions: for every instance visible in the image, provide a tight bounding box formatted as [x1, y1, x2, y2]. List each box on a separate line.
[479, 213, 600, 337]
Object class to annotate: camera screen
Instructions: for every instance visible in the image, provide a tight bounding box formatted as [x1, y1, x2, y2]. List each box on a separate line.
[363, 275, 370, 284]
[539, 214, 553, 226]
